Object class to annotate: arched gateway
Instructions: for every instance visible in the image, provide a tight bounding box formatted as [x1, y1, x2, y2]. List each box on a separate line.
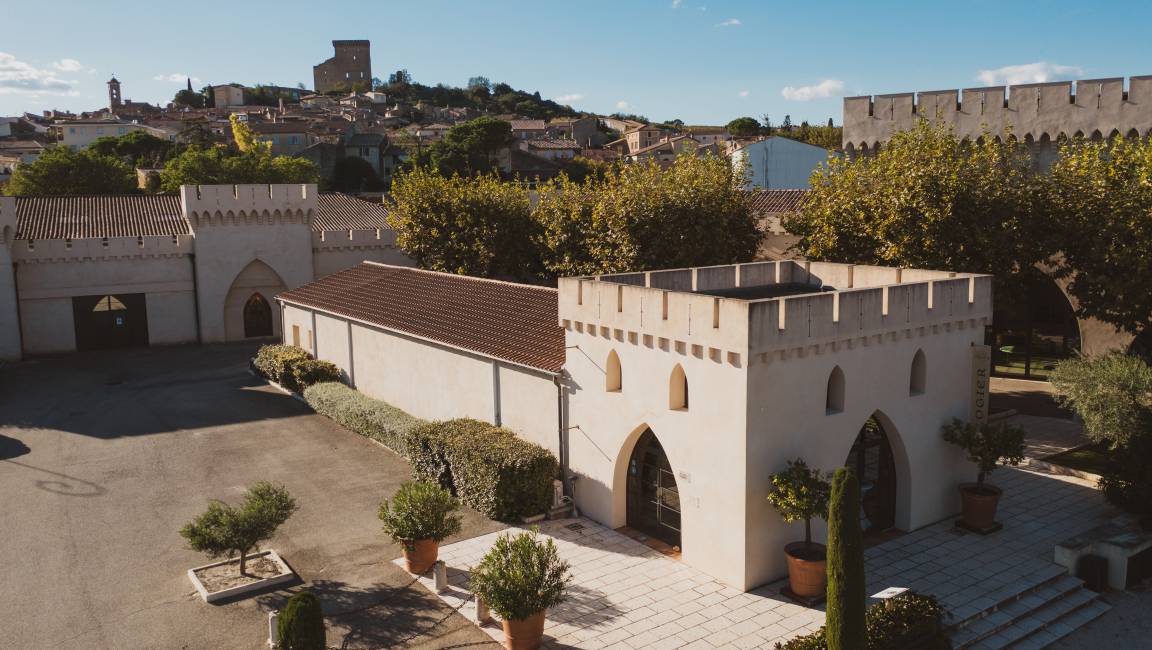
[626, 429, 682, 549]
[844, 413, 907, 534]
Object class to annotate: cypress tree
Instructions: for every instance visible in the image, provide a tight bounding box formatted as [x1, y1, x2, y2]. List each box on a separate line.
[826, 468, 865, 650]
[278, 590, 326, 650]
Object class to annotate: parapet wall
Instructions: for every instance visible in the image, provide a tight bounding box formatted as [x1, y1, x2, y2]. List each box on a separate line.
[12, 234, 193, 263]
[179, 184, 317, 229]
[312, 228, 398, 249]
[844, 75, 1152, 148]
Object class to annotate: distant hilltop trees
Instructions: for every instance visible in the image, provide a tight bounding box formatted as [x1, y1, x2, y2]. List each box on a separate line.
[375, 70, 585, 121]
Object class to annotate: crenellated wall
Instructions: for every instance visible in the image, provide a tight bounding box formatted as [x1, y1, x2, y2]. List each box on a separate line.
[12, 234, 192, 263]
[311, 229, 411, 278]
[179, 184, 317, 229]
[843, 75, 1152, 150]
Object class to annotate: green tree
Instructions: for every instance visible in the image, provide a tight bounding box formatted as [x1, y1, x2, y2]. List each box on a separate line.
[425, 117, 512, 177]
[389, 167, 540, 278]
[328, 156, 384, 192]
[941, 419, 1026, 486]
[230, 114, 270, 154]
[179, 481, 298, 576]
[468, 529, 571, 622]
[159, 146, 319, 193]
[7, 147, 136, 196]
[826, 468, 865, 650]
[277, 590, 325, 650]
[726, 116, 761, 137]
[1047, 135, 1152, 336]
[89, 130, 176, 168]
[172, 88, 206, 108]
[766, 459, 832, 556]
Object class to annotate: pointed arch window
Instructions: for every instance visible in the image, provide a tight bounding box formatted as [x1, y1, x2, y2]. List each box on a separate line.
[826, 366, 845, 414]
[606, 350, 622, 392]
[910, 349, 927, 396]
[669, 364, 688, 411]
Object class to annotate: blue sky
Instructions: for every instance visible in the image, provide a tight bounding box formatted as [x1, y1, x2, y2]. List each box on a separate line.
[1, 0, 1148, 125]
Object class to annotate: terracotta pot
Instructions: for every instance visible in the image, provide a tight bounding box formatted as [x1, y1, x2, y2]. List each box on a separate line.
[784, 542, 827, 598]
[502, 610, 546, 650]
[959, 483, 1002, 529]
[402, 538, 439, 574]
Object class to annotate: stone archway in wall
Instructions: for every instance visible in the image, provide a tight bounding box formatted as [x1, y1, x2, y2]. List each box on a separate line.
[612, 423, 683, 551]
[223, 260, 288, 341]
[841, 411, 912, 535]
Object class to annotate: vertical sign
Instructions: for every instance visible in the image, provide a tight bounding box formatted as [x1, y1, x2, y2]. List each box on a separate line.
[970, 345, 991, 427]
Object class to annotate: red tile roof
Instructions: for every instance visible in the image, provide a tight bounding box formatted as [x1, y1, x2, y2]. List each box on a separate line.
[746, 189, 810, 215]
[277, 263, 565, 373]
[314, 194, 390, 231]
[15, 195, 188, 239]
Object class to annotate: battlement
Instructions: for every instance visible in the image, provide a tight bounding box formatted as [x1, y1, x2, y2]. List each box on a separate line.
[312, 228, 398, 249]
[844, 75, 1152, 149]
[558, 261, 991, 361]
[179, 184, 317, 229]
[12, 233, 193, 263]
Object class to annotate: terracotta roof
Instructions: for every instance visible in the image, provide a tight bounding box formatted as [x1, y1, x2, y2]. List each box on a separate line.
[14, 195, 189, 239]
[314, 194, 391, 231]
[278, 263, 565, 373]
[525, 138, 580, 150]
[746, 189, 810, 215]
[510, 119, 546, 130]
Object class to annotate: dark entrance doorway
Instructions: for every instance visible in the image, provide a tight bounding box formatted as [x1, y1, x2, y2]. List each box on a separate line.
[626, 429, 681, 549]
[845, 416, 897, 534]
[243, 293, 273, 338]
[72, 294, 149, 351]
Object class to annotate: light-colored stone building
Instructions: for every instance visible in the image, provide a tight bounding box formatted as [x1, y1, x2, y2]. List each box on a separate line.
[0, 184, 408, 359]
[278, 259, 993, 590]
[56, 120, 178, 151]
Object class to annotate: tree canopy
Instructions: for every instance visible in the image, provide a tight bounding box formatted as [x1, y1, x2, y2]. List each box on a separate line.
[7, 147, 136, 196]
[423, 117, 513, 177]
[88, 130, 176, 168]
[726, 116, 761, 137]
[378, 72, 583, 120]
[172, 88, 207, 109]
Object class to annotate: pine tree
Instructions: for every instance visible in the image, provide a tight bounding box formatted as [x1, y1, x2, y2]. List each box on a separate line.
[278, 591, 326, 650]
[826, 468, 865, 650]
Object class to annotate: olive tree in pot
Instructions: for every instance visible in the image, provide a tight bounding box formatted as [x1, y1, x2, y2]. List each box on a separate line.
[942, 418, 1026, 531]
[767, 459, 832, 600]
[379, 481, 462, 574]
[468, 529, 571, 650]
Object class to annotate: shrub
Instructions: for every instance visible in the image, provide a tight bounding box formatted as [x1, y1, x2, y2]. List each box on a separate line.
[469, 529, 571, 621]
[767, 459, 832, 558]
[291, 359, 342, 391]
[302, 382, 422, 453]
[253, 344, 312, 391]
[277, 590, 325, 650]
[180, 481, 298, 575]
[379, 481, 462, 548]
[941, 419, 1026, 487]
[775, 593, 950, 650]
[827, 468, 865, 650]
[408, 418, 559, 520]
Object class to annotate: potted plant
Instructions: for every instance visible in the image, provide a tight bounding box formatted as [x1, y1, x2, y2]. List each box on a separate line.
[767, 458, 832, 600]
[379, 481, 462, 574]
[468, 529, 571, 650]
[942, 418, 1026, 530]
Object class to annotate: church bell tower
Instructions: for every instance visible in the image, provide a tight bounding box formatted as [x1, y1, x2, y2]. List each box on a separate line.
[107, 76, 122, 109]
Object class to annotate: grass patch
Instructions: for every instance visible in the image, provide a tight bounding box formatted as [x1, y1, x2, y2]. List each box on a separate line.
[1045, 442, 1112, 476]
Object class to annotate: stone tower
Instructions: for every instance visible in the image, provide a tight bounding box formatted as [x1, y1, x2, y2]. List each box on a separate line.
[107, 76, 122, 109]
[312, 40, 372, 94]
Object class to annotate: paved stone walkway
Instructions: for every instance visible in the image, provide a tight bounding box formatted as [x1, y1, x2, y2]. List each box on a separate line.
[405, 467, 1116, 649]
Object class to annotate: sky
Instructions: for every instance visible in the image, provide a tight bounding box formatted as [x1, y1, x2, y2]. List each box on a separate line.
[1, 0, 1149, 125]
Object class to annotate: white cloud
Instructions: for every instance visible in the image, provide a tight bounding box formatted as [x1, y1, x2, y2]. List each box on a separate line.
[781, 79, 845, 102]
[556, 93, 584, 103]
[716, 18, 741, 27]
[975, 62, 1084, 86]
[153, 73, 201, 84]
[671, 0, 683, 8]
[738, 90, 750, 98]
[51, 58, 84, 72]
[0, 52, 79, 95]
[615, 100, 630, 110]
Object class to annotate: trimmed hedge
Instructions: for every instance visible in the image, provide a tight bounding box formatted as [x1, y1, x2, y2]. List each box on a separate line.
[775, 593, 951, 650]
[253, 344, 342, 393]
[409, 418, 558, 521]
[302, 382, 421, 453]
[292, 359, 342, 391]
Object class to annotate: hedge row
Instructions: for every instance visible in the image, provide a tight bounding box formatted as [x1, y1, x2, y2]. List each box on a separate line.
[407, 418, 558, 521]
[252, 344, 342, 393]
[303, 381, 421, 452]
[775, 593, 951, 650]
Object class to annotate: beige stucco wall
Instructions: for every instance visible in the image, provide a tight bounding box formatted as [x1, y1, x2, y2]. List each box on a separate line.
[0, 197, 19, 359]
[19, 297, 75, 353]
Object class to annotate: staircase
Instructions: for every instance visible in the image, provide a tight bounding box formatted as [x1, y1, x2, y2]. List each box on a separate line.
[948, 566, 1110, 650]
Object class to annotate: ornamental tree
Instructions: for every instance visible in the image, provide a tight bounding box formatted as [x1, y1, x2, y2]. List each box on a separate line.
[826, 468, 865, 650]
[7, 147, 136, 196]
[468, 529, 571, 622]
[941, 419, 1026, 486]
[180, 481, 298, 575]
[378, 481, 462, 548]
[766, 458, 832, 557]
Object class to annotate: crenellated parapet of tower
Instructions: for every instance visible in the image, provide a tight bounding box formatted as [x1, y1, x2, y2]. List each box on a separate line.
[843, 76, 1152, 152]
[178, 184, 316, 230]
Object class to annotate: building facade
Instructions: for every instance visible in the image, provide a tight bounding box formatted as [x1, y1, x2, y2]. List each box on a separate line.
[278, 259, 993, 590]
[731, 137, 834, 190]
[313, 40, 372, 94]
[0, 184, 408, 359]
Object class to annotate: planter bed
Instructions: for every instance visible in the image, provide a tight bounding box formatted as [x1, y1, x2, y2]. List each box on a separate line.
[188, 549, 296, 603]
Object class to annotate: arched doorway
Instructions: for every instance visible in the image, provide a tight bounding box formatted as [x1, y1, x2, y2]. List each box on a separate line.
[844, 416, 897, 534]
[626, 429, 681, 549]
[243, 293, 273, 338]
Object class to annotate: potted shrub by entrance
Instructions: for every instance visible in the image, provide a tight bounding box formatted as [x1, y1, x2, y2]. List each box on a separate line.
[942, 418, 1026, 533]
[379, 481, 462, 574]
[468, 529, 571, 650]
[767, 459, 832, 603]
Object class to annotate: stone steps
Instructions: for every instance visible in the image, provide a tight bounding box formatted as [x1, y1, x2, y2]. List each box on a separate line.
[949, 573, 1109, 650]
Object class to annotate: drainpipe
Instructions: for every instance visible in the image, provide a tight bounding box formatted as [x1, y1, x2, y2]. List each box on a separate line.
[554, 374, 571, 499]
[13, 262, 25, 358]
[189, 252, 202, 344]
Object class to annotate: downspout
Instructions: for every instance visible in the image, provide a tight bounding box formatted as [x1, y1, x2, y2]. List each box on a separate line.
[189, 252, 202, 344]
[13, 261, 25, 358]
[554, 373, 571, 499]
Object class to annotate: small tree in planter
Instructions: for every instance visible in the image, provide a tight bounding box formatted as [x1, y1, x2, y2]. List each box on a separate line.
[379, 481, 462, 574]
[767, 458, 832, 601]
[277, 590, 326, 650]
[942, 418, 1026, 531]
[468, 529, 571, 650]
[181, 481, 298, 576]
